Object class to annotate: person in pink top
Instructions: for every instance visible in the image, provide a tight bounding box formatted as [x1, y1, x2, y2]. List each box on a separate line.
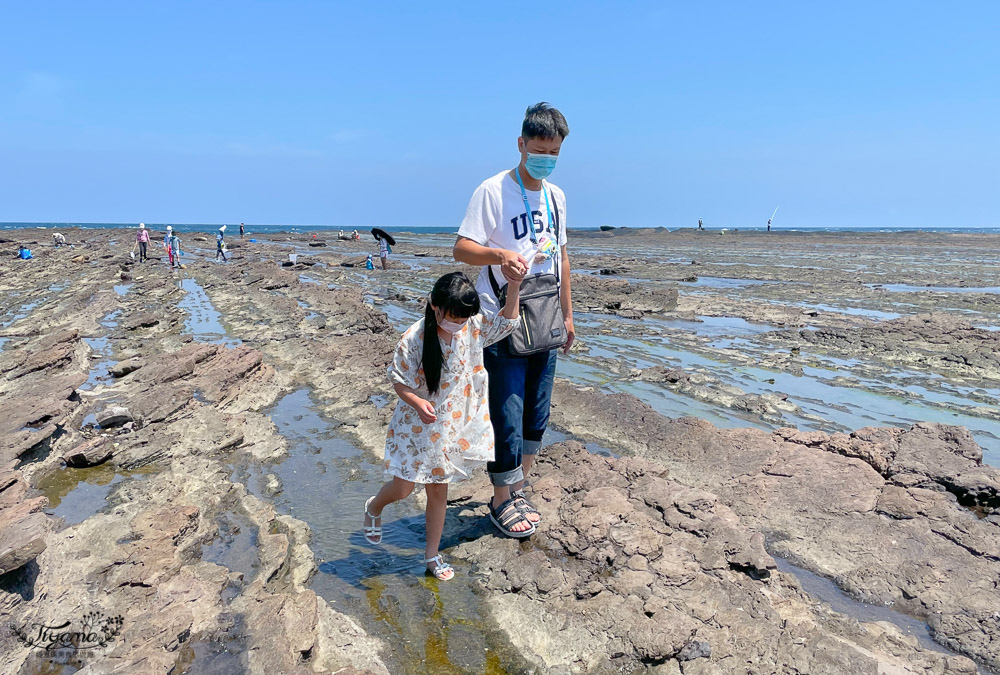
[135, 223, 150, 262]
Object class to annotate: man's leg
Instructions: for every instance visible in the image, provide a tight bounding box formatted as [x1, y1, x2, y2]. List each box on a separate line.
[484, 341, 531, 532]
[516, 348, 558, 491]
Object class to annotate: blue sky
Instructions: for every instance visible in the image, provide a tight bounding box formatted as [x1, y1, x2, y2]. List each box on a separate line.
[1, 1, 997, 229]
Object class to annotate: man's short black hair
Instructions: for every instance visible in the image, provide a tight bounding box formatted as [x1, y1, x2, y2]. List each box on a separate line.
[522, 102, 569, 140]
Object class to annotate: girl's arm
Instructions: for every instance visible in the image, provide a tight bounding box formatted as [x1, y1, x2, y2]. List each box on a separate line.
[393, 383, 436, 423]
[500, 277, 521, 321]
[481, 277, 522, 347]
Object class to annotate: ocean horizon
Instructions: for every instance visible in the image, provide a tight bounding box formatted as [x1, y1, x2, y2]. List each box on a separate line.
[2, 222, 999, 235]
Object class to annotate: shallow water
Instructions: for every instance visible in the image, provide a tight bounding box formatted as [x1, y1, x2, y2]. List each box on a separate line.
[1, 298, 42, 328]
[565, 317, 1000, 464]
[798, 302, 904, 321]
[230, 388, 529, 674]
[772, 556, 996, 674]
[178, 278, 241, 347]
[679, 276, 776, 289]
[874, 283, 1000, 294]
[35, 463, 156, 527]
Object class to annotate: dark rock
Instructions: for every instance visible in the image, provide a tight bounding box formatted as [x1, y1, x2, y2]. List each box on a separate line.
[123, 312, 161, 330]
[96, 406, 134, 428]
[64, 437, 113, 467]
[677, 640, 711, 661]
[110, 359, 144, 378]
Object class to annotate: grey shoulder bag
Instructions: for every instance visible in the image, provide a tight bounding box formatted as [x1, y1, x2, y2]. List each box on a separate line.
[488, 177, 566, 356]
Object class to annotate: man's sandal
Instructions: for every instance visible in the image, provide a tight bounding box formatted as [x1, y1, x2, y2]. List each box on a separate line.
[489, 497, 536, 538]
[425, 555, 455, 581]
[364, 496, 382, 545]
[511, 489, 541, 524]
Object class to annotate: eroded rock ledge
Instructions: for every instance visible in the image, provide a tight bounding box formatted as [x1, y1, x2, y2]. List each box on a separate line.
[549, 381, 1000, 671]
[448, 443, 979, 674]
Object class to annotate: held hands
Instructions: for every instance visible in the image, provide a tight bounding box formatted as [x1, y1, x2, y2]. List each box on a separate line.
[500, 250, 528, 283]
[413, 397, 437, 424]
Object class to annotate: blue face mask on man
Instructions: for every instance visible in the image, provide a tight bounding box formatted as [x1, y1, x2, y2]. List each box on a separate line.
[524, 152, 558, 180]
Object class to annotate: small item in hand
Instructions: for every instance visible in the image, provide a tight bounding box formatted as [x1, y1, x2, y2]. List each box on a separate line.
[533, 232, 557, 264]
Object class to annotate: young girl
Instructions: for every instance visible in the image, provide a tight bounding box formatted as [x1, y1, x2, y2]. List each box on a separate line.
[363, 271, 521, 580]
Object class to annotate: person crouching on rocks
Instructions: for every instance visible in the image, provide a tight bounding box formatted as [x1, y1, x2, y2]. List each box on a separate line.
[363, 271, 521, 580]
[216, 225, 227, 262]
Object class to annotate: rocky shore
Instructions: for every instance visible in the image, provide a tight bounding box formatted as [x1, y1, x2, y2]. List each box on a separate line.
[2, 226, 999, 674]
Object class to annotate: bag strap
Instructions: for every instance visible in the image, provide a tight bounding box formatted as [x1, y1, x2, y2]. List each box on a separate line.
[487, 264, 503, 301]
[486, 176, 563, 301]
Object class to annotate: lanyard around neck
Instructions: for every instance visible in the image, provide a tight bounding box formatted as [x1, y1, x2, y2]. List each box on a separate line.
[514, 167, 553, 246]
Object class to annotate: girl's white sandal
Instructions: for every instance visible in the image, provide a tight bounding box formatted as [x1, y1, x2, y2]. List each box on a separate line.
[425, 555, 454, 581]
[364, 496, 382, 545]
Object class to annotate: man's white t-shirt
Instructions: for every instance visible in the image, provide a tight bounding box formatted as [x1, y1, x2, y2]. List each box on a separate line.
[458, 170, 568, 315]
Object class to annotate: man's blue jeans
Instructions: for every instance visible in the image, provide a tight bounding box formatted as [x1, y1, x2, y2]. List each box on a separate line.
[483, 338, 558, 486]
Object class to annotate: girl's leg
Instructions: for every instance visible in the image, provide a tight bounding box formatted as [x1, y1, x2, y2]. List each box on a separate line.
[424, 483, 448, 559]
[370, 476, 414, 514]
[424, 482, 454, 580]
[364, 477, 414, 543]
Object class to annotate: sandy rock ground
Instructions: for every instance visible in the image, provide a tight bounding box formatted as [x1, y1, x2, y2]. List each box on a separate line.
[1, 226, 999, 674]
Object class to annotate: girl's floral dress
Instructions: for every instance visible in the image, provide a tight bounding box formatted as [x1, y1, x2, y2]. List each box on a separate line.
[384, 312, 518, 483]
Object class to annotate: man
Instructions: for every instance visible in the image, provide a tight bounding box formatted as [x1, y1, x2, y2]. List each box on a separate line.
[216, 226, 227, 262]
[136, 223, 150, 261]
[454, 102, 574, 537]
[240, 222, 245, 238]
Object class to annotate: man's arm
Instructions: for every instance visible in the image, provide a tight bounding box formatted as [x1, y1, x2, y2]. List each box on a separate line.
[453, 236, 528, 282]
[560, 244, 575, 354]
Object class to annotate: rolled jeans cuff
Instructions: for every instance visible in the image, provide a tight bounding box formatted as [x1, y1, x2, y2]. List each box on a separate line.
[489, 466, 524, 487]
[522, 439, 542, 456]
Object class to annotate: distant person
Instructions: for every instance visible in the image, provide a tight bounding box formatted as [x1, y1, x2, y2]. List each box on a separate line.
[216, 226, 227, 262]
[240, 222, 245, 238]
[698, 218, 704, 230]
[134, 223, 150, 262]
[163, 226, 174, 265]
[378, 235, 389, 270]
[18, 245, 32, 260]
[453, 102, 574, 538]
[767, 218, 772, 232]
[352, 229, 360, 240]
[362, 272, 521, 580]
[52, 232, 66, 247]
[365, 254, 374, 270]
[168, 229, 182, 268]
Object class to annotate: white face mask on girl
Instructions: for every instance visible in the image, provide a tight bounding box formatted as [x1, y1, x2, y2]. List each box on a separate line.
[435, 310, 468, 334]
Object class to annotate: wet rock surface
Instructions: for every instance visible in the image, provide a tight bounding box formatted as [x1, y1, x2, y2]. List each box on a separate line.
[550, 382, 1000, 671]
[3, 225, 1000, 673]
[0, 235, 388, 674]
[447, 442, 978, 673]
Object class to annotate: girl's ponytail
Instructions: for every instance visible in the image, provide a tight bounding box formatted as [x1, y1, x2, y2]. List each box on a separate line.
[423, 300, 444, 395]
[421, 272, 480, 396]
